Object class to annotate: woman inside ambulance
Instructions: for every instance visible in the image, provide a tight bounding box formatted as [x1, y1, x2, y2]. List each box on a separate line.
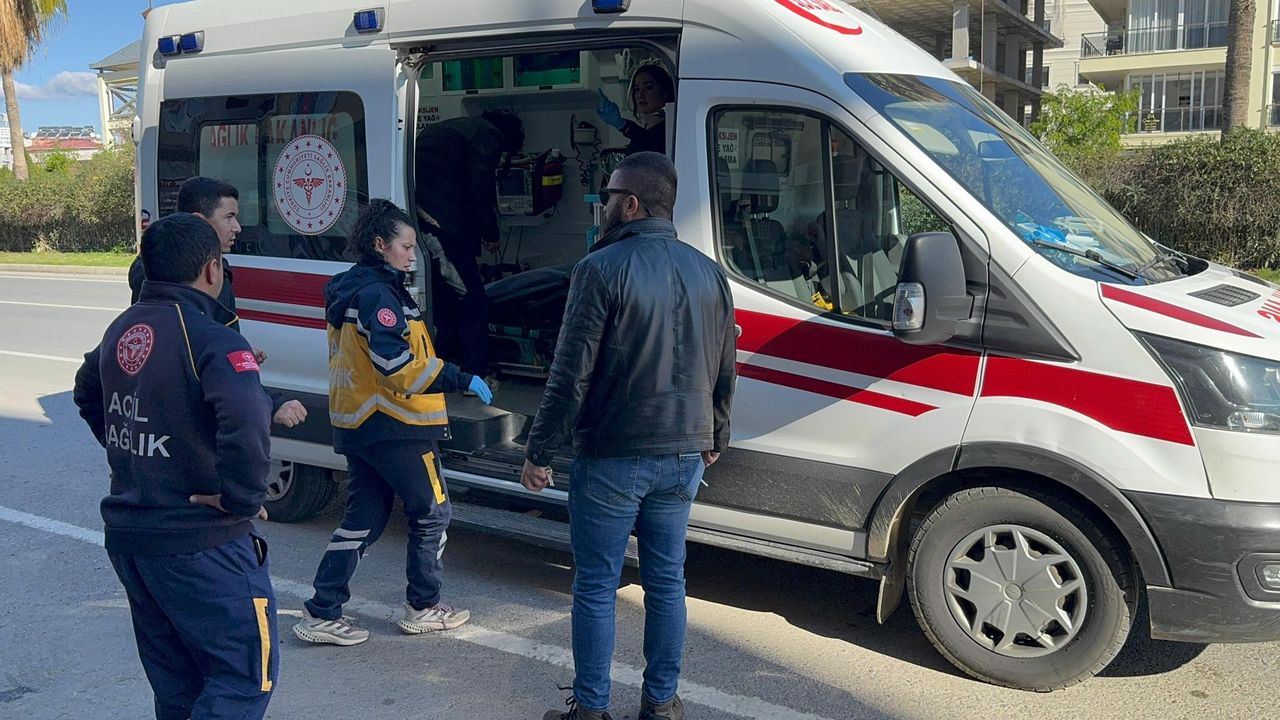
[595, 63, 674, 155]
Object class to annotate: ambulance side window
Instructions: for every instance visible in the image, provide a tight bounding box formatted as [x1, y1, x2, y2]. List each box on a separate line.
[828, 127, 950, 323]
[712, 109, 836, 312]
[157, 92, 368, 261]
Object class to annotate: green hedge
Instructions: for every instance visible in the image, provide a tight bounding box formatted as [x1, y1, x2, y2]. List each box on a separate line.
[0, 144, 136, 254]
[1073, 129, 1280, 270]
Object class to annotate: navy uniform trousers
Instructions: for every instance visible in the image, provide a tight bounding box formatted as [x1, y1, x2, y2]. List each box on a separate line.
[306, 439, 452, 619]
[108, 534, 278, 720]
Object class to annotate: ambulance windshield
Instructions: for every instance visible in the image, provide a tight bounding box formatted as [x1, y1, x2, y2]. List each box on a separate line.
[846, 73, 1186, 285]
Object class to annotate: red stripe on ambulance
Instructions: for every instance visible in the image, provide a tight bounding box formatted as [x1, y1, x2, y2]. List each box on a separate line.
[734, 309, 981, 396]
[981, 356, 1195, 446]
[1102, 284, 1262, 338]
[736, 363, 938, 417]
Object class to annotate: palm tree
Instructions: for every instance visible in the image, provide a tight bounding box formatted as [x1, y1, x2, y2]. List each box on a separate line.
[1222, 0, 1255, 136]
[0, 0, 69, 180]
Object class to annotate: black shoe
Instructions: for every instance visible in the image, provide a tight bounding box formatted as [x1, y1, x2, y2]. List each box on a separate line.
[543, 690, 612, 720]
[640, 694, 684, 720]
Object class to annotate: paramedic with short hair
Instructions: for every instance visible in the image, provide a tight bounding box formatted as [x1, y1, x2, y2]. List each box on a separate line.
[293, 199, 493, 645]
[73, 212, 278, 720]
[128, 176, 307, 429]
[522, 152, 737, 720]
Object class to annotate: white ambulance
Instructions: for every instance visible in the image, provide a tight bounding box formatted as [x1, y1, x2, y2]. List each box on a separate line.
[135, 0, 1280, 690]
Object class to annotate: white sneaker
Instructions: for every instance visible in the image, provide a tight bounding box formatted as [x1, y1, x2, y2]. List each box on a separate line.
[292, 609, 370, 646]
[397, 601, 471, 634]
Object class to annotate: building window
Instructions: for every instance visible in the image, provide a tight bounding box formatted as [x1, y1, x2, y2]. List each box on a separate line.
[1127, 70, 1224, 132]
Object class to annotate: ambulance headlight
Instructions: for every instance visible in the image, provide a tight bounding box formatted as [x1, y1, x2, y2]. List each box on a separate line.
[1140, 334, 1280, 435]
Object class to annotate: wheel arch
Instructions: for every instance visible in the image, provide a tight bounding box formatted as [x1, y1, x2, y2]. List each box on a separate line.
[868, 443, 1171, 622]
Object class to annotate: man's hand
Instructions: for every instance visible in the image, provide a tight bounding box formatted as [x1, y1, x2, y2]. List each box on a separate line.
[520, 460, 553, 492]
[189, 493, 268, 520]
[252, 348, 268, 364]
[702, 451, 720, 467]
[483, 240, 501, 255]
[272, 400, 308, 428]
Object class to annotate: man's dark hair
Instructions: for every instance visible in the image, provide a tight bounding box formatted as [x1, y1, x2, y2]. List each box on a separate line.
[348, 199, 414, 265]
[177, 176, 239, 218]
[616, 151, 678, 219]
[140, 213, 222, 284]
[481, 108, 525, 155]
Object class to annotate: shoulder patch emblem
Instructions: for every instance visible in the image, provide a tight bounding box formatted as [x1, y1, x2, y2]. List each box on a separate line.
[116, 324, 155, 376]
[376, 308, 398, 328]
[227, 351, 260, 373]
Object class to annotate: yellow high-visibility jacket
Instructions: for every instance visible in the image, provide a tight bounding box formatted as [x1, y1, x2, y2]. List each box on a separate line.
[323, 263, 470, 450]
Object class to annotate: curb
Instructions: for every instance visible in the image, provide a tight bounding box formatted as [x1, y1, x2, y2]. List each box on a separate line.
[0, 264, 130, 277]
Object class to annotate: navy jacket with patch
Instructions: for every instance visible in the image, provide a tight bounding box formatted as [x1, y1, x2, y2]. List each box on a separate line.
[73, 282, 272, 555]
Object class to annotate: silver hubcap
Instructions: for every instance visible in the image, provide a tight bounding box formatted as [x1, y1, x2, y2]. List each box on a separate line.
[265, 460, 294, 503]
[944, 524, 1088, 658]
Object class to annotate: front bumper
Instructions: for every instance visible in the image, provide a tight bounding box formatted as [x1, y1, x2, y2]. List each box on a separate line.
[1128, 491, 1280, 643]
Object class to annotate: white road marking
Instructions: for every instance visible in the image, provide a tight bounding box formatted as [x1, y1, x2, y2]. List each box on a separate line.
[0, 300, 122, 312]
[0, 504, 840, 720]
[0, 350, 83, 364]
[0, 274, 127, 283]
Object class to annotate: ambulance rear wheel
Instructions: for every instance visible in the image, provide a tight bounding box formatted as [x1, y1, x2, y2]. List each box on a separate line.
[906, 486, 1135, 691]
[264, 461, 339, 523]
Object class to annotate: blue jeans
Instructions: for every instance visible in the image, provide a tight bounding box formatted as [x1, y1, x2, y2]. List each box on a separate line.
[568, 453, 705, 711]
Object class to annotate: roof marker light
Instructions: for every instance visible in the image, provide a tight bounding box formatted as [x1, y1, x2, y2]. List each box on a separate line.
[157, 36, 180, 56]
[593, 0, 631, 14]
[354, 9, 384, 33]
[178, 31, 204, 54]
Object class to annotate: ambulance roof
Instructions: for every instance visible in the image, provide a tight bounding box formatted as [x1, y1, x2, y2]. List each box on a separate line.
[149, 0, 957, 86]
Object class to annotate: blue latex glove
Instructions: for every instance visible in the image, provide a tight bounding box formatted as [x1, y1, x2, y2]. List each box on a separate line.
[467, 375, 493, 405]
[596, 89, 626, 131]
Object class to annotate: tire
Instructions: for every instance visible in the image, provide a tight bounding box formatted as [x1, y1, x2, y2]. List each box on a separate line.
[906, 486, 1135, 691]
[263, 461, 340, 523]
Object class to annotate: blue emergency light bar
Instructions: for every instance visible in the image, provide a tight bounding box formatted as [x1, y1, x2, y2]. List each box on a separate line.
[593, 0, 631, 13]
[158, 32, 203, 57]
[354, 9, 383, 33]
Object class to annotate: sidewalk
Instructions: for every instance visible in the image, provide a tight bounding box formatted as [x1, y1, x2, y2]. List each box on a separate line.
[0, 264, 129, 277]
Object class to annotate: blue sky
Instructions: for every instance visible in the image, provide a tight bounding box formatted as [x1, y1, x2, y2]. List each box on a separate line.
[2, 0, 186, 135]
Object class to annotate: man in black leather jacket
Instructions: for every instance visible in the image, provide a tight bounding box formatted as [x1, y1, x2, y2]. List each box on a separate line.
[521, 152, 736, 720]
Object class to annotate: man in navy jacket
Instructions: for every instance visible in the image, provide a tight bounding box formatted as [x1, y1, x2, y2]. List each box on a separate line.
[74, 213, 278, 720]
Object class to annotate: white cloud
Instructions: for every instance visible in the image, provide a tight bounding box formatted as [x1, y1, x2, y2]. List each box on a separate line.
[14, 71, 98, 101]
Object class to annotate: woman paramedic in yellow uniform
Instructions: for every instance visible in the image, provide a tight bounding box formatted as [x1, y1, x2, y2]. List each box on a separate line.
[293, 199, 493, 646]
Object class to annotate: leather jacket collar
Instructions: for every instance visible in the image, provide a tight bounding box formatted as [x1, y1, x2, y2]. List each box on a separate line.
[592, 217, 677, 253]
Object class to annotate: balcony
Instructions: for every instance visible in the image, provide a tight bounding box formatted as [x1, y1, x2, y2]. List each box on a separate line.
[1082, 22, 1229, 58]
[1126, 105, 1223, 134]
[1079, 22, 1229, 89]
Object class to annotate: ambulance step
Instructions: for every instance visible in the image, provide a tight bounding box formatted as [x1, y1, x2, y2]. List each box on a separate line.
[450, 501, 639, 566]
[448, 502, 879, 577]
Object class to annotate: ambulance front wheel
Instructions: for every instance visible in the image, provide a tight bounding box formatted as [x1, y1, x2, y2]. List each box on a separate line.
[263, 461, 340, 523]
[906, 486, 1137, 691]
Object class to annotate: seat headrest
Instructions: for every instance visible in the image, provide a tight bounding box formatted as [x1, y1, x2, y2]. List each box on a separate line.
[741, 159, 780, 215]
[833, 155, 860, 203]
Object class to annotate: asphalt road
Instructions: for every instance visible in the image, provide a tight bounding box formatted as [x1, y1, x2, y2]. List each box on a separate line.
[1, 270, 1277, 720]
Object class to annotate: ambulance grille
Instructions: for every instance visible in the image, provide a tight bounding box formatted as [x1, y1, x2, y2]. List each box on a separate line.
[1188, 284, 1261, 307]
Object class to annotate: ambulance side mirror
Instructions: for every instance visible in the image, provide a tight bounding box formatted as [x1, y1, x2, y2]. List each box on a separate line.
[892, 232, 974, 346]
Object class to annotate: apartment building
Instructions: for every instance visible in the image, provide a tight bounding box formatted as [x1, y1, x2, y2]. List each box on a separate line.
[1077, 0, 1278, 142]
[861, 0, 1064, 123]
[1042, 0, 1108, 89]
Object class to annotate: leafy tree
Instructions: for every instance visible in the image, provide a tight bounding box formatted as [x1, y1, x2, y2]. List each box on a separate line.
[1030, 85, 1139, 161]
[0, 0, 69, 181]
